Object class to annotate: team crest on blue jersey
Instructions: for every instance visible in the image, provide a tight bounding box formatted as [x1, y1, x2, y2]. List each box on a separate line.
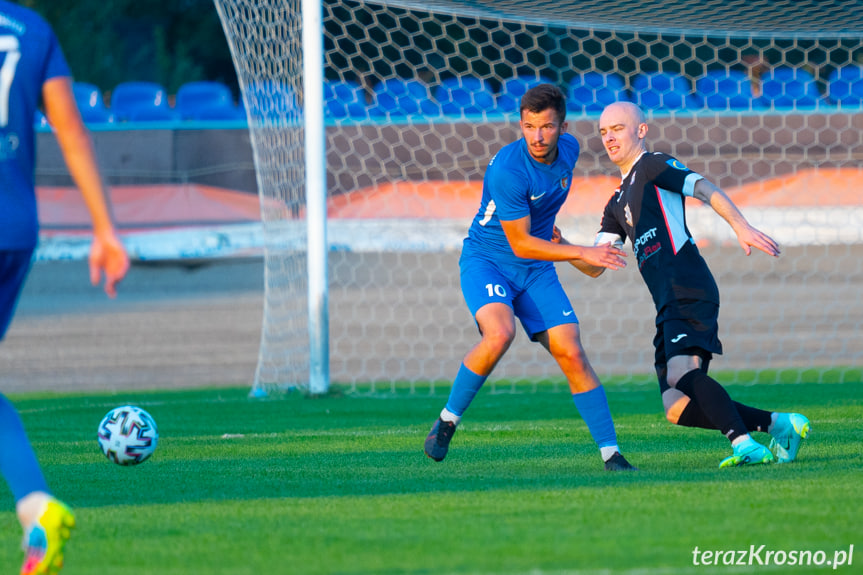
[624, 203, 633, 228]
[560, 174, 569, 190]
[666, 158, 688, 171]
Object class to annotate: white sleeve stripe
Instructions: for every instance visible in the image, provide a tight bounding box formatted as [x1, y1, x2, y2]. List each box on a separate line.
[682, 173, 702, 197]
[478, 199, 496, 226]
[595, 232, 625, 247]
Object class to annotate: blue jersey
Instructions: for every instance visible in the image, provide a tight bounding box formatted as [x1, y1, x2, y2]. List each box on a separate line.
[0, 1, 70, 249]
[462, 132, 579, 269]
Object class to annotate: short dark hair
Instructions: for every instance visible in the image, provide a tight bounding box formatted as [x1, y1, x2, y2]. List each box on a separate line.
[520, 83, 566, 123]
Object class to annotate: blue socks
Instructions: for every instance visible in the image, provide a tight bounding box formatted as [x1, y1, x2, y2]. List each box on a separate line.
[443, 367, 621, 461]
[0, 394, 49, 502]
[572, 386, 619, 455]
[444, 363, 488, 419]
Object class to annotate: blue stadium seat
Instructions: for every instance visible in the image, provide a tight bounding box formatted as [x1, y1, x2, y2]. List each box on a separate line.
[632, 72, 700, 111]
[176, 81, 234, 119]
[73, 82, 106, 111]
[78, 107, 114, 124]
[759, 66, 822, 109]
[827, 65, 863, 107]
[696, 69, 763, 111]
[567, 72, 629, 113]
[244, 80, 299, 124]
[324, 79, 367, 119]
[110, 81, 171, 121]
[71, 82, 113, 124]
[34, 110, 49, 128]
[434, 76, 496, 116]
[498, 75, 555, 113]
[369, 78, 440, 117]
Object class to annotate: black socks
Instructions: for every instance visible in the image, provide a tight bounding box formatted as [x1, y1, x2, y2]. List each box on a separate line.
[674, 370, 748, 442]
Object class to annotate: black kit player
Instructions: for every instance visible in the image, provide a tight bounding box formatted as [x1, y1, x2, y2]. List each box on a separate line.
[577, 101, 810, 468]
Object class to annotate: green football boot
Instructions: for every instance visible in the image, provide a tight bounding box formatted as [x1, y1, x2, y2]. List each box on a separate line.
[719, 437, 775, 468]
[769, 413, 810, 463]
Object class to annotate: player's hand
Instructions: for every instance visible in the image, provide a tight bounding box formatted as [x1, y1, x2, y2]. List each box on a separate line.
[89, 231, 130, 298]
[581, 242, 627, 271]
[736, 225, 781, 257]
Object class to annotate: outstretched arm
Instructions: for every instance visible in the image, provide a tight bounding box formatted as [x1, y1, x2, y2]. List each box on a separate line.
[501, 216, 626, 271]
[693, 179, 780, 257]
[42, 77, 130, 297]
[552, 227, 623, 277]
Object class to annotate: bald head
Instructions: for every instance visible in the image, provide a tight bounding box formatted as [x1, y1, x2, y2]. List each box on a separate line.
[598, 101, 648, 173]
[600, 101, 646, 128]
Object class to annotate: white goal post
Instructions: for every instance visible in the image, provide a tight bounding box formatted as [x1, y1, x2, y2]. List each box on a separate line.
[214, 0, 863, 396]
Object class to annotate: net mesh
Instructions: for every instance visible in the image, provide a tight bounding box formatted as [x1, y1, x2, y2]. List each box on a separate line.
[381, 0, 863, 36]
[214, 0, 311, 390]
[214, 0, 863, 394]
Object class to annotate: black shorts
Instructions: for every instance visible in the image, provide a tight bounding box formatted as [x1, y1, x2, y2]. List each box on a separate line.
[653, 299, 723, 368]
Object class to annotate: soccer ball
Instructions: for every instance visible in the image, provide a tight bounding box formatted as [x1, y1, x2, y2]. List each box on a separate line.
[97, 405, 159, 465]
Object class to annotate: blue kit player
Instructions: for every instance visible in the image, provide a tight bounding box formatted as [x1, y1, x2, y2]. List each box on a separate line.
[592, 101, 809, 468]
[423, 84, 637, 471]
[1, 2, 129, 572]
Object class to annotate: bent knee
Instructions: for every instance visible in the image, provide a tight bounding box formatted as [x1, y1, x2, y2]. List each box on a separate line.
[662, 388, 690, 424]
[482, 327, 516, 354]
[666, 356, 703, 387]
[551, 344, 589, 370]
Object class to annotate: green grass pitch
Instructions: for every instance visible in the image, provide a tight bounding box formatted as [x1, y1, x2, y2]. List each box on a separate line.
[0, 379, 859, 574]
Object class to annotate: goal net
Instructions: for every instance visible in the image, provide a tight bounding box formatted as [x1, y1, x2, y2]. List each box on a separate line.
[214, 0, 863, 395]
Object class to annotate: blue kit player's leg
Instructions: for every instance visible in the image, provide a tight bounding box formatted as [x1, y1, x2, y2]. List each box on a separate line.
[519, 265, 636, 471]
[570, 385, 632, 469]
[424, 364, 487, 462]
[0, 252, 76, 574]
[0, 252, 49, 503]
[0, 394, 49, 506]
[425, 257, 512, 462]
[444, 363, 488, 422]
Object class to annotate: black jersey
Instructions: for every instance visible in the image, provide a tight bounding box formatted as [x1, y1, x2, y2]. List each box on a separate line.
[597, 152, 720, 321]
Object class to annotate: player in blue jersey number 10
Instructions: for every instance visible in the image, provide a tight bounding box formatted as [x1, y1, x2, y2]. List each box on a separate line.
[424, 84, 637, 471]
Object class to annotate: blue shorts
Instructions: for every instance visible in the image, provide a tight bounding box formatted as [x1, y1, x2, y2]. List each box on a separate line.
[460, 255, 578, 341]
[0, 251, 34, 340]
